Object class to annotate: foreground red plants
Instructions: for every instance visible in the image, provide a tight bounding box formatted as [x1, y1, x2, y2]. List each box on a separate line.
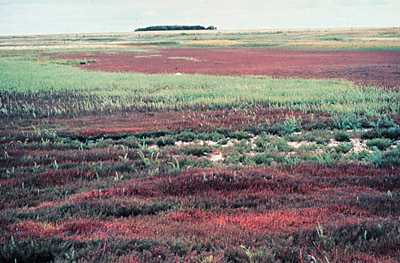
[1, 162, 399, 262]
[1, 46, 400, 262]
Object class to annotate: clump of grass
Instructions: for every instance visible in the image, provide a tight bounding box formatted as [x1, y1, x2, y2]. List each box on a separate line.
[332, 114, 361, 130]
[362, 128, 400, 140]
[333, 131, 351, 142]
[198, 132, 224, 142]
[366, 138, 392, 151]
[0, 238, 56, 263]
[278, 116, 301, 134]
[382, 149, 400, 165]
[135, 130, 173, 139]
[229, 131, 251, 140]
[177, 132, 197, 142]
[223, 154, 248, 164]
[184, 146, 212, 157]
[251, 154, 274, 165]
[156, 137, 176, 147]
[334, 143, 353, 154]
[368, 146, 382, 167]
[268, 138, 295, 152]
[375, 116, 397, 129]
[253, 136, 269, 152]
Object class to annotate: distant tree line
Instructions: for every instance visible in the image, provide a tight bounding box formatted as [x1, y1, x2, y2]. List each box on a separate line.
[135, 25, 217, 31]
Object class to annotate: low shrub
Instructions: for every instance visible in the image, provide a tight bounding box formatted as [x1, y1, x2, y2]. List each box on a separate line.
[333, 131, 351, 142]
[368, 147, 382, 167]
[224, 154, 247, 164]
[252, 154, 274, 165]
[156, 137, 176, 147]
[335, 143, 353, 154]
[366, 138, 392, 151]
[332, 114, 361, 130]
[184, 147, 212, 156]
[224, 247, 250, 263]
[376, 116, 397, 128]
[229, 131, 251, 140]
[177, 131, 197, 142]
[277, 116, 301, 134]
[362, 128, 400, 140]
[269, 139, 295, 152]
[382, 149, 400, 165]
[0, 238, 57, 263]
[198, 132, 224, 142]
[218, 138, 229, 145]
[135, 130, 173, 139]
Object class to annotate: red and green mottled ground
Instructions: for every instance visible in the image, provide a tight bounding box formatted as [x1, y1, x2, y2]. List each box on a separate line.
[1, 39, 400, 262]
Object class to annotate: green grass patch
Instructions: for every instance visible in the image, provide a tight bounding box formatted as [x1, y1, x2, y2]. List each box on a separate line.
[1, 58, 399, 120]
[366, 138, 392, 151]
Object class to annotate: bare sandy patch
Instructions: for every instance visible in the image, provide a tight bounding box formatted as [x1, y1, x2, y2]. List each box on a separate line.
[182, 40, 241, 46]
[168, 56, 203, 62]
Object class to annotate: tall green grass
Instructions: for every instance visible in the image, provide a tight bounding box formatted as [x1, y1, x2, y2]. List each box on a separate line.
[0, 57, 399, 119]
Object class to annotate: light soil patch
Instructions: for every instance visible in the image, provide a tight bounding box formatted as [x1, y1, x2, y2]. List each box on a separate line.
[168, 57, 203, 62]
[287, 141, 317, 149]
[327, 139, 340, 148]
[0, 44, 120, 50]
[208, 152, 224, 162]
[283, 40, 400, 49]
[175, 140, 218, 147]
[350, 138, 372, 154]
[134, 54, 162, 58]
[182, 40, 241, 46]
[175, 141, 193, 147]
[327, 138, 373, 154]
[148, 145, 159, 151]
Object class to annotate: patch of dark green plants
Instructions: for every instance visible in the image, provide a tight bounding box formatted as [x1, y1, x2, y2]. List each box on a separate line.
[382, 149, 400, 165]
[197, 131, 224, 142]
[361, 116, 398, 129]
[224, 154, 248, 165]
[297, 220, 400, 260]
[177, 131, 197, 142]
[334, 143, 353, 154]
[135, 130, 174, 139]
[375, 116, 398, 129]
[251, 154, 274, 165]
[184, 146, 212, 157]
[268, 139, 295, 152]
[102, 202, 173, 218]
[0, 237, 66, 263]
[228, 131, 252, 140]
[224, 247, 251, 263]
[332, 114, 361, 130]
[333, 131, 351, 142]
[178, 156, 212, 168]
[277, 119, 301, 134]
[156, 137, 176, 147]
[366, 138, 392, 151]
[362, 127, 400, 140]
[68, 133, 131, 144]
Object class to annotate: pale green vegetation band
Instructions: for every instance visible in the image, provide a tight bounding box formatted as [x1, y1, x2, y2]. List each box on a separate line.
[0, 57, 399, 119]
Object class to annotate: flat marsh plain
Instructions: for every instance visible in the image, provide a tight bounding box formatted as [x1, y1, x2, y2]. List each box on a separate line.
[1, 28, 400, 262]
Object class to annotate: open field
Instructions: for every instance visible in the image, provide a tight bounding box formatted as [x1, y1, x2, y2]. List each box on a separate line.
[1, 27, 400, 50]
[1, 28, 400, 262]
[49, 48, 400, 88]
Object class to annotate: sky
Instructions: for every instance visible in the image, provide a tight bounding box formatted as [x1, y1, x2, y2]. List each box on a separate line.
[0, 0, 399, 35]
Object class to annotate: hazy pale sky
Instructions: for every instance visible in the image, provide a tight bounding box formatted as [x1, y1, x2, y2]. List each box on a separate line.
[0, 0, 399, 35]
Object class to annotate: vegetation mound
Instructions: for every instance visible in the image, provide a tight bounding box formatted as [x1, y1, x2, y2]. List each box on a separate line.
[135, 25, 216, 31]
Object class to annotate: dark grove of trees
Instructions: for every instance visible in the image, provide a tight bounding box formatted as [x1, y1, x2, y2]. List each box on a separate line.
[135, 25, 217, 31]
